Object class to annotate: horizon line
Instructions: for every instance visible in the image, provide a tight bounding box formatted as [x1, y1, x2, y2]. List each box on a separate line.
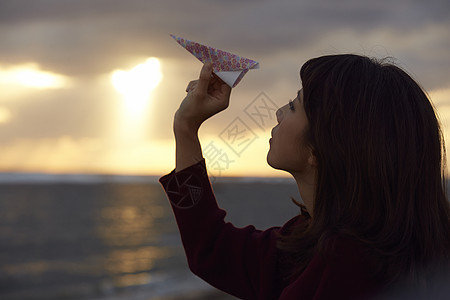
[0, 171, 293, 184]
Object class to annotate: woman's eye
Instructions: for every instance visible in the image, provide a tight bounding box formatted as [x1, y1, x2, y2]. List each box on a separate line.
[289, 100, 295, 111]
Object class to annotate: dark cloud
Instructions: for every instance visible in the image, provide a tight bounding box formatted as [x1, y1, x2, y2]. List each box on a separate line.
[1, 0, 448, 78]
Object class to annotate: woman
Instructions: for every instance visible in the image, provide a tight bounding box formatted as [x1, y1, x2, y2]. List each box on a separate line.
[159, 55, 450, 299]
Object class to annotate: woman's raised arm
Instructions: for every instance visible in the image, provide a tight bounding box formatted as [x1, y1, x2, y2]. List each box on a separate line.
[173, 62, 231, 172]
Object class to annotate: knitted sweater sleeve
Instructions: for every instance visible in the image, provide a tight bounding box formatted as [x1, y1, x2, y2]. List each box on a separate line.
[159, 159, 286, 300]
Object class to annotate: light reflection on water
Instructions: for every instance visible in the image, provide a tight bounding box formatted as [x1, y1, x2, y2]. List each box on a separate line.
[98, 204, 155, 247]
[104, 246, 168, 275]
[0, 182, 184, 298]
[95, 184, 176, 288]
[0, 180, 300, 299]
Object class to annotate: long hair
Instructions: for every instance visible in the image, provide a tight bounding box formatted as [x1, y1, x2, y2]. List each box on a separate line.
[277, 54, 450, 287]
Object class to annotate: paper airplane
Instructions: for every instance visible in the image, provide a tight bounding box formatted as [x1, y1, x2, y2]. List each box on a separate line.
[170, 34, 259, 88]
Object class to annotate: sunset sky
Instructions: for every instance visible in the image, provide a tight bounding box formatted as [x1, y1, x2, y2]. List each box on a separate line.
[0, 0, 449, 177]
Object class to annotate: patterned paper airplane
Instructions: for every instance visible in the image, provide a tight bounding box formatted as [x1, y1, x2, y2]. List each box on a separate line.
[170, 34, 259, 88]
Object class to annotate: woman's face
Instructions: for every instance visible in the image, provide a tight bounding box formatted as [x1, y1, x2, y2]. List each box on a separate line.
[267, 89, 314, 175]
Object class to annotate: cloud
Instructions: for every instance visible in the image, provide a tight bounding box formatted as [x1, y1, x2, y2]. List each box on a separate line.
[0, 135, 176, 175]
[0, 63, 70, 89]
[0, 80, 119, 142]
[0, 107, 12, 124]
[0, 0, 448, 87]
[0, 136, 105, 173]
[0, 132, 284, 177]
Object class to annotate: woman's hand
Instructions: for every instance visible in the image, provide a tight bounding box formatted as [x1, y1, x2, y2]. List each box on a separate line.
[174, 62, 232, 134]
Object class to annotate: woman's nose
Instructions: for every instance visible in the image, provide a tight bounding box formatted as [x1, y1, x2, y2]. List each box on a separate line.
[276, 109, 282, 123]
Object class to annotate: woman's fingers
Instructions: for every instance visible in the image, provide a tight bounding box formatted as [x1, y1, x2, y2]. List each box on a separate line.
[221, 82, 232, 98]
[176, 62, 232, 130]
[185, 62, 230, 105]
[195, 62, 213, 97]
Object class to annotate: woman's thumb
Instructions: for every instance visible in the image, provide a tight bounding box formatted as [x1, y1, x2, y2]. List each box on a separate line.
[195, 62, 213, 96]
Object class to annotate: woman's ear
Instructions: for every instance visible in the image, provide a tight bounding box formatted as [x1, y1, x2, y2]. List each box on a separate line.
[308, 151, 317, 167]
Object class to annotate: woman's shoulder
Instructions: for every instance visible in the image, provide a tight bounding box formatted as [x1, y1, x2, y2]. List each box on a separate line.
[320, 233, 374, 267]
[281, 233, 382, 299]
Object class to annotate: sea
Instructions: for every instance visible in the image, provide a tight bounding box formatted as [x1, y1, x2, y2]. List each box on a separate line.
[0, 173, 300, 300]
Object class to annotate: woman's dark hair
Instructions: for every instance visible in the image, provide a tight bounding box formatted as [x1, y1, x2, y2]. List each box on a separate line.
[277, 54, 450, 287]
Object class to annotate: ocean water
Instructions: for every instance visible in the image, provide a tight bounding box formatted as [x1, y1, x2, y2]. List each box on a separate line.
[0, 175, 300, 300]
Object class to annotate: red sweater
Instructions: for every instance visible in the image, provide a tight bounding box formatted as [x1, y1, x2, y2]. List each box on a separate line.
[159, 159, 382, 299]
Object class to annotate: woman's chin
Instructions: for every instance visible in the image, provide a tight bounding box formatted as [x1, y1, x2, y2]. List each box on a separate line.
[267, 152, 282, 171]
[266, 150, 273, 167]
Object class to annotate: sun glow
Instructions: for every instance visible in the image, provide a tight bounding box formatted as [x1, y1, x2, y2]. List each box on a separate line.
[0, 63, 67, 89]
[0, 107, 12, 124]
[110, 58, 163, 113]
